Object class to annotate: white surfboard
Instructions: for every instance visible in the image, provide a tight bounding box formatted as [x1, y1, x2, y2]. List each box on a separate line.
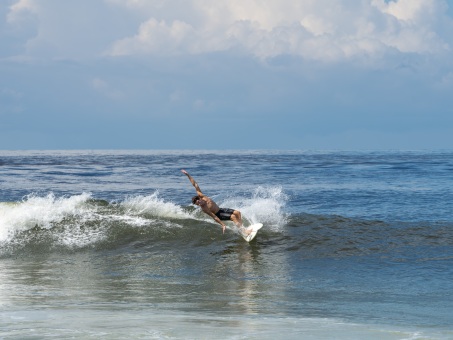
[241, 223, 263, 242]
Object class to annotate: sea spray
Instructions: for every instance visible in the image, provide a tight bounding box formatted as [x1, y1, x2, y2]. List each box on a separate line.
[222, 186, 288, 230]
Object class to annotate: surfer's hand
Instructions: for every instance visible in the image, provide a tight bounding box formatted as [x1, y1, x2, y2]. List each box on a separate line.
[181, 169, 188, 175]
[222, 225, 226, 234]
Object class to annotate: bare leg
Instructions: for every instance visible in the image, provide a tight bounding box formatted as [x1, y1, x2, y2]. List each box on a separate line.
[231, 210, 251, 235]
[230, 210, 243, 227]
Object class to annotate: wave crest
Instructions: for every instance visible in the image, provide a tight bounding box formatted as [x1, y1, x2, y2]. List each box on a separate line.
[120, 191, 193, 219]
[0, 192, 93, 242]
[0, 187, 289, 255]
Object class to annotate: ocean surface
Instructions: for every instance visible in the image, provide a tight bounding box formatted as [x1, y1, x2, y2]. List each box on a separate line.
[0, 150, 452, 339]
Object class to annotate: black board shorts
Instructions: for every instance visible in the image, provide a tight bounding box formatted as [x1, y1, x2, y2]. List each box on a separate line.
[215, 208, 235, 221]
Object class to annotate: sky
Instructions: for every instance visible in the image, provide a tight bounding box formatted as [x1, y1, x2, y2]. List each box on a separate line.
[1, 0, 453, 150]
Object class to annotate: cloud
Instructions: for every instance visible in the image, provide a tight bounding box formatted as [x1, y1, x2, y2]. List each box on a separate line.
[1, 0, 453, 150]
[106, 0, 453, 62]
[110, 19, 197, 56]
[3, 0, 452, 64]
[6, 0, 37, 24]
[373, 0, 443, 22]
[3, 0, 139, 60]
[372, 0, 451, 53]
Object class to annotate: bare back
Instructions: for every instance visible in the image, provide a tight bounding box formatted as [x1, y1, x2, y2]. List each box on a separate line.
[198, 196, 220, 215]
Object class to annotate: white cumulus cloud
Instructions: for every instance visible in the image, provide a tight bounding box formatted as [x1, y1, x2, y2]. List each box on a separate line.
[110, 19, 197, 56]
[3, 0, 452, 63]
[106, 0, 453, 61]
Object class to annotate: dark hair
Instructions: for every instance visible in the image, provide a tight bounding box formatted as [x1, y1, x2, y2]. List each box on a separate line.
[192, 196, 200, 204]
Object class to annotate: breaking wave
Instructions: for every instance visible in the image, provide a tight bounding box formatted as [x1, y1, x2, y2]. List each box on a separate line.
[0, 187, 288, 255]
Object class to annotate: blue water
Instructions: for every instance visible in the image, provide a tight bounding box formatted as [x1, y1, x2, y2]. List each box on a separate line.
[1, 150, 452, 339]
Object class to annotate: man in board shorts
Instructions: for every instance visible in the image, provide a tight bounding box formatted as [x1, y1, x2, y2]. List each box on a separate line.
[181, 169, 250, 235]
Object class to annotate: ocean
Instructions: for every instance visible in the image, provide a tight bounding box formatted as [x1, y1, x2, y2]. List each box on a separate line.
[0, 150, 452, 339]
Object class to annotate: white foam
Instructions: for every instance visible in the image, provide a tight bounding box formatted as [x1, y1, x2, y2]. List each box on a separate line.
[120, 191, 193, 219]
[56, 224, 106, 248]
[0, 188, 286, 247]
[0, 191, 197, 248]
[0, 193, 93, 242]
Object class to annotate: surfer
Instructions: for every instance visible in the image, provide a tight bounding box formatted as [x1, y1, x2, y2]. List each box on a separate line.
[181, 169, 249, 235]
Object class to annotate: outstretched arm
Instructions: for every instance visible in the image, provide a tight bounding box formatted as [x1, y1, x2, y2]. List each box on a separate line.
[206, 211, 227, 234]
[181, 169, 203, 196]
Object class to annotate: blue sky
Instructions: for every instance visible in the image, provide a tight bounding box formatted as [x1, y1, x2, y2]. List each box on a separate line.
[1, 0, 453, 150]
